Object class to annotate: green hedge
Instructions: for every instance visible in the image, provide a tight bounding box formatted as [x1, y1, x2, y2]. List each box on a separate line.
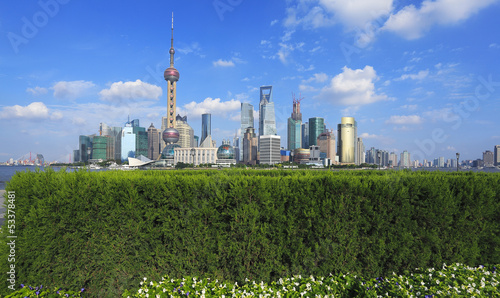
[1, 169, 499, 297]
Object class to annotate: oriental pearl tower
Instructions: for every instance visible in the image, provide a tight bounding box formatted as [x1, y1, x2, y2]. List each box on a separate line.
[162, 13, 180, 148]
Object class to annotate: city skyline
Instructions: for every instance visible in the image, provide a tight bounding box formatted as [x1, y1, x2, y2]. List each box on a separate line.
[1, 1, 500, 162]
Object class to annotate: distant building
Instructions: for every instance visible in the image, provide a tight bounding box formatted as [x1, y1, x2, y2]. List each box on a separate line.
[174, 147, 217, 166]
[259, 135, 281, 165]
[79, 135, 93, 162]
[216, 144, 236, 166]
[294, 148, 310, 164]
[201, 113, 211, 146]
[92, 136, 108, 160]
[356, 137, 365, 165]
[121, 124, 135, 161]
[308, 117, 324, 147]
[337, 117, 357, 164]
[259, 86, 277, 137]
[240, 103, 254, 160]
[176, 115, 195, 148]
[309, 145, 322, 164]
[483, 150, 494, 166]
[389, 152, 398, 168]
[147, 123, 161, 160]
[495, 145, 500, 166]
[243, 127, 258, 165]
[73, 150, 80, 163]
[400, 150, 411, 168]
[317, 130, 336, 162]
[301, 122, 309, 149]
[287, 95, 302, 151]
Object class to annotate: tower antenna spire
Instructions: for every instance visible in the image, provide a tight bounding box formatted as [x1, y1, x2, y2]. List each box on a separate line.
[170, 12, 175, 67]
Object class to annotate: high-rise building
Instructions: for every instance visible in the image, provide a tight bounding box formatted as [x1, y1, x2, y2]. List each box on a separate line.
[147, 123, 161, 160]
[301, 122, 309, 149]
[161, 13, 180, 157]
[494, 145, 500, 166]
[317, 130, 335, 161]
[79, 135, 93, 162]
[259, 86, 277, 137]
[121, 123, 136, 161]
[176, 115, 195, 148]
[243, 127, 258, 165]
[400, 150, 411, 168]
[92, 136, 108, 160]
[100, 123, 122, 160]
[259, 135, 281, 165]
[73, 150, 80, 163]
[287, 94, 302, 151]
[337, 117, 357, 164]
[133, 126, 148, 158]
[356, 137, 365, 165]
[308, 117, 325, 147]
[201, 113, 211, 146]
[483, 150, 494, 166]
[240, 103, 254, 160]
[389, 152, 398, 168]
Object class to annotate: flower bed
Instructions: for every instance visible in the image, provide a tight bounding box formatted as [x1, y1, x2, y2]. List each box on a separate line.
[122, 263, 499, 297]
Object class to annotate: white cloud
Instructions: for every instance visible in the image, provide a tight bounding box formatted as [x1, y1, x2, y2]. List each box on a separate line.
[401, 104, 418, 111]
[213, 59, 235, 67]
[99, 79, 162, 102]
[270, 19, 279, 26]
[0, 102, 62, 120]
[489, 43, 500, 49]
[446, 146, 457, 151]
[52, 80, 95, 99]
[178, 97, 241, 119]
[317, 65, 389, 106]
[319, 0, 393, 29]
[26, 86, 48, 96]
[360, 132, 380, 139]
[382, 0, 497, 39]
[386, 115, 422, 125]
[399, 70, 429, 80]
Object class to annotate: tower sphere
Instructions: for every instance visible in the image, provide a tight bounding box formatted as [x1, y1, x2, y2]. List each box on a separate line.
[162, 127, 180, 144]
[164, 67, 179, 82]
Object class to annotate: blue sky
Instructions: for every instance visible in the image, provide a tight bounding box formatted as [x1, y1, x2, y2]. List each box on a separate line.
[1, 0, 499, 162]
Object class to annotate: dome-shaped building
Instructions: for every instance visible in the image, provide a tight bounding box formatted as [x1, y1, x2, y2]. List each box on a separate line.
[161, 144, 181, 160]
[216, 144, 236, 166]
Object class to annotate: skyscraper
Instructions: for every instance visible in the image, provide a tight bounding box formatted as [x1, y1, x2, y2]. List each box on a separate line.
[287, 94, 302, 151]
[243, 127, 258, 165]
[121, 123, 135, 161]
[240, 103, 254, 160]
[309, 117, 325, 147]
[161, 13, 180, 156]
[201, 113, 211, 146]
[147, 123, 160, 160]
[337, 117, 357, 164]
[176, 115, 195, 148]
[356, 137, 365, 165]
[259, 86, 277, 137]
[317, 130, 335, 161]
[302, 122, 309, 149]
[494, 145, 500, 166]
[400, 150, 411, 168]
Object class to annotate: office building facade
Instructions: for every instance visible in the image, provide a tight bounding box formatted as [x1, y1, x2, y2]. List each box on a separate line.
[243, 127, 258, 165]
[201, 113, 211, 146]
[317, 130, 335, 161]
[301, 122, 309, 149]
[147, 124, 161, 160]
[308, 117, 324, 147]
[495, 145, 500, 166]
[259, 86, 277, 137]
[240, 103, 254, 160]
[337, 117, 357, 164]
[259, 135, 281, 165]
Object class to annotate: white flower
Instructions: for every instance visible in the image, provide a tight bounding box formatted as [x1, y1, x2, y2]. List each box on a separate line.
[436, 280, 440, 284]
[150, 281, 153, 286]
[144, 277, 147, 281]
[138, 289, 142, 294]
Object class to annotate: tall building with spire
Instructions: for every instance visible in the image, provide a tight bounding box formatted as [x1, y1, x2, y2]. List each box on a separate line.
[161, 12, 180, 157]
[259, 86, 277, 137]
[287, 93, 302, 151]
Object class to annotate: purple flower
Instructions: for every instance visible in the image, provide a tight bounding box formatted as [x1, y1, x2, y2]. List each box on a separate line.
[81, 288, 85, 292]
[20, 284, 24, 288]
[57, 291, 60, 294]
[36, 291, 40, 295]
